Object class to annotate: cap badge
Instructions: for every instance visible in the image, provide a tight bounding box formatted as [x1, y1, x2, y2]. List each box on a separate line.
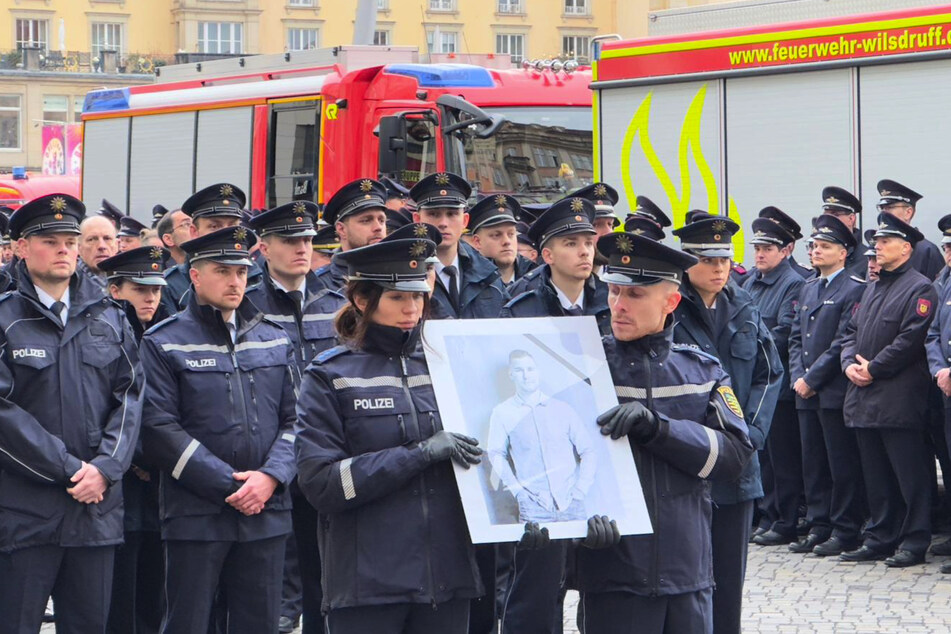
[881, 189, 891, 195]
[616, 234, 633, 254]
[826, 196, 839, 204]
[50, 196, 67, 213]
[754, 230, 766, 238]
[359, 179, 373, 193]
[495, 194, 508, 208]
[220, 184, 234, 198]
[712, 220, 727, 232]
[818, 227, 833, 234]
[435, 173, 450, 186]
[294, 201, 308, 215]
[570, 198, 585, 213]
[879, 222, 889, 230]
[631, 228, 645, 236]
[413, 224, 429, 238]
[409, 241, 428, 257]
[150, 247, 163, 260]
[233, 227, 248, 243]
[593, 184, 608, 198]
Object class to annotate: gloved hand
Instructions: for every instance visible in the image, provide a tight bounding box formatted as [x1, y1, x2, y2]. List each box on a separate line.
[517, 521, 551, 550]
[582, 515, 621, 549]
[418, 431, 483, 469]
[596, 402, 659, 442]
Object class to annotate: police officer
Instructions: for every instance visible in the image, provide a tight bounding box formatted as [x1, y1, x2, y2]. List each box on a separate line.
[574, 182, 621, 238]
[409, 173, 507, 320]
[315, 178, 388, 291]
[502, 197, 611, 334]
[839, 212, 936, 567]
[863, 229, 880, 282]
[515, 221, 537, 264]
[743, 212, 806, 546]
[467, 194, 534, 289]
[98, 245, 171, 634]
[877, 179, 944, 280]
[787, 216, 866, 557]
[161, 183, 258, 315]
[628, 195, 673, 231]
[672, 215, 782, 634]
[118, 216, 147, 253]
[311, 224, 338, 272]
[150, 204, 168, 230]
[623, 214, 666, 242]
[246, 201, 345, 634]
[99, 198, 124, 230]
[294, 237, 485, 633]
[0, 194, 144, 634]
[141, 226, 299, 632]
[820, 186, 866, 279]
[576, 231, 754, 633]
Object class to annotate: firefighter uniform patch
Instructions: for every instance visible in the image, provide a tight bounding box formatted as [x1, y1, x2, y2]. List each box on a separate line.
[717, 385, 744, 418]
[917, 298, 932, 317]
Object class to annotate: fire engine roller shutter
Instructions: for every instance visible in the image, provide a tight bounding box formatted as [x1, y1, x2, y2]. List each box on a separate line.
[597, 79, 721, 233]
[82, 117, 130, 213]
[195, 107, 252, 197]
[859, 59, 951, 236]
[128, 112, 196, 221]
[724, 68, 854, 263]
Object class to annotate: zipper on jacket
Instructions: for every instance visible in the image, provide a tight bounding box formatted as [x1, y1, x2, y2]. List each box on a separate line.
[643, 353, 660, 597]
[401, 355, 437, 606]
[228, 341, 252, 469]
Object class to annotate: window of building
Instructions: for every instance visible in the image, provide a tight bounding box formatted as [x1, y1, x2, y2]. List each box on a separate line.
[288, 0, 316, 6]
[198, 22, 243, 54]
[373, 30, 390, 46]
[43, 95, 69, 125]
[73, 96, 84, 123]
[564, 0, 588, 15]
[91, 23, 124, 58]
[0, 96, 21, 150]
[377, 0, 389, 8]
[495, 33, 524, 64]
[15, 19, 48, 52]
[427, 30, 457, 53]
[498, 0, 522, 13]
[562, 35, 590, 60]
[429, 0, 454, 11]
[287, 27, 318, 51]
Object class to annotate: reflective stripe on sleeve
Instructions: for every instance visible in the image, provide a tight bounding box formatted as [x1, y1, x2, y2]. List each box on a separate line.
[282, 433, 296, 443]
[615, 380, 715, 400]
[697, 427, 719, 479]
[332, 375, 432, 390]
[171, 439, 200, 480]
[340, 458, 356, 500]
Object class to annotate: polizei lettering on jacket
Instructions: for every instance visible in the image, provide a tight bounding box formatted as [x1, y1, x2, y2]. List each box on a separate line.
[186, 358, 217, 368]
[12, 348, 46, 360]
[354, 397, 395, 411]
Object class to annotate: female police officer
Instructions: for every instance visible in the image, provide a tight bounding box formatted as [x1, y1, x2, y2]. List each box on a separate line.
[294, 236, 485, 633]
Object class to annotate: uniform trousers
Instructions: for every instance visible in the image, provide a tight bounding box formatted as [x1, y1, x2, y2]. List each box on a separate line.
[797, 409, 833, 538]
[763, 400, 803, 536]
[711, 500, 753, 634]
[854, 427, 931, 555]
[108, 530, 164, 634]
[814, 408, 865, 541]
[291, 496, 323, 634]
[325, 598, 470, 634]
[0, 544, 115, 634]
[162, 536, 286, 634]
[469, 544, 499, 634]
[581, 588, 712, 634]
[500, 541, 566, 634]
[280, 528, 302, 623]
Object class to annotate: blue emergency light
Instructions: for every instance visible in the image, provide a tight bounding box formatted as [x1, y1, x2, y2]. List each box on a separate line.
[385, 64, 495, 89]
[83, 88, 131, 113]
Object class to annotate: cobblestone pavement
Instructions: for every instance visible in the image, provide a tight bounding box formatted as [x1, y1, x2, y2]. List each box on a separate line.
[41, 539, 951, 633]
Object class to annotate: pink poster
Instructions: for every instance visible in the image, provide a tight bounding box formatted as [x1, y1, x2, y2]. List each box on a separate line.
[41, 125, 65, 175]
[66, 124, 82, 176]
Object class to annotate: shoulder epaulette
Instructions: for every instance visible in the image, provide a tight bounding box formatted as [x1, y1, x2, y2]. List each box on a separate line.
[315, 344, 351, 365]
[797, 261, 814, 271]
[144, 313, 179, 335]
[671, 342, 722, 365]
[850, 275, 867, 284]
[504, 289, 538, 309]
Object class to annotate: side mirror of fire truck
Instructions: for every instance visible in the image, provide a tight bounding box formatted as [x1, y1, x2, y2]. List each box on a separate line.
[377, 116, 407, 176]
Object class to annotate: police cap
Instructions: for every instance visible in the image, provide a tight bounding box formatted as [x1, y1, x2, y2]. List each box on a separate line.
[181, 225, 257, 267]
[10, 194, 85, 240]
[598, 231, 697, 286]
[573, 182, 620, 224]
[182, 183, 246, 221]
[518, 203, 547, 224]
[248, 200, 318, 238]
[118, 215, 147, 238]
[324, 178, 387, 225]
[468, 194, 520, 233]
[527, 197, 596, 249]
[98, 199, 124, 228]
[312, 224, 339, 254]
[863, 228, 877, 257]
[516, 221, 534, 247]
[623, 214, 666, 241]
[684, 209, 714, 225]
[672, 216, 739, 258]
[151, 204, 169, 229]
[633, 195, 672, 228]
[386, 207, 414, 233]
[938, 214, 951, 245]
[410, 172, 471, 209]
[99, 245, 169, 286]
[334, 238, 436, 292]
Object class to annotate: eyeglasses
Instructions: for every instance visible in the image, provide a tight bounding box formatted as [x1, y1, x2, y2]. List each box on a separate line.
[876, 203, 910, 213]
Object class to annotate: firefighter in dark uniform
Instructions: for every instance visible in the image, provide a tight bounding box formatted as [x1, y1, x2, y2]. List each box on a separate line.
[759, 206, 814, 280]
[466, 194, 534, 289]
[623, 214, 666, 241]
[99, 246, 172, 634]
[161, 183, 258, 315]
[315, 178, 389, 292]
[820, 186, 867, 279]
[311, 223, 339, 273]
[502, 197, 611, 335]
[576, 232, 754, 634]
[671, 215, 782, 634]
[926, 213, 951, 569]
[743, 214, 806, 546]
[629, 195, 673, 231]
[877, 179, 944, 280]
[140, 226, 299, 632]
[574, 182, 621, 238]
[0, 194, 145, 634]
[118, 216, 147, 253]
[294, 237, 486, 633]
[410, 173, 508, 320]
[99, 198, 124, 230]
[839, 211, 937, 567]
[246, 201, 346, 634]
[786, 216, 867, 557]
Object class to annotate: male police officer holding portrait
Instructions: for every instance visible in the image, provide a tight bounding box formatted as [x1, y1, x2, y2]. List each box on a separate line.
[140, 225, 299, 632]
[575, 231, 754, 634]
[0, 194, 145, 634]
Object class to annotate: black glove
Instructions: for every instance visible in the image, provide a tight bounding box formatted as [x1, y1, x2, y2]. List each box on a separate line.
[582, 515, 621, 550]
[418, 431, 483, 469]
[596, 401, 659, 442]
[517, 521, 551, 550]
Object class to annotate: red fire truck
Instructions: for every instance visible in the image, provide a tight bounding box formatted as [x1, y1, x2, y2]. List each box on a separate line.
[80, 46, 593, 222]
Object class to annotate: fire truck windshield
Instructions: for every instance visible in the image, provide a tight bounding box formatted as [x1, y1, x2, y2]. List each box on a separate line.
[463, 106, 593, 204]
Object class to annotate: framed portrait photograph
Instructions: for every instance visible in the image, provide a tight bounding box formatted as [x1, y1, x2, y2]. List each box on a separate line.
[423, 316, 652, 543]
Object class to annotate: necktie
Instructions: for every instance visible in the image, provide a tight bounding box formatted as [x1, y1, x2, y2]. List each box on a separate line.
[444, 265, 460, 311]
[287, 290, 304, 319]
[50, 301, 66, 326]
[565, 306, 583, 317]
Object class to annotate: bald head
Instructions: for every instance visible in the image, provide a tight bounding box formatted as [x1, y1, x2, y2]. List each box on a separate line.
[79, 215, 118, 273]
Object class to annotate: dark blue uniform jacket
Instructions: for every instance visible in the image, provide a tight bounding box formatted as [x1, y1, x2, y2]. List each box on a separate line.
[500, 264, 611, 335]
[430, 242, 508, 320]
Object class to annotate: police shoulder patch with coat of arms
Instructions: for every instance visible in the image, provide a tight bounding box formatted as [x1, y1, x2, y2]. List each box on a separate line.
[717, 385, 744, 418]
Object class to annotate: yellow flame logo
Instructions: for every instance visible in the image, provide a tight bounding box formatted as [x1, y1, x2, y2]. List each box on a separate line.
[618, 84, 745, 263]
